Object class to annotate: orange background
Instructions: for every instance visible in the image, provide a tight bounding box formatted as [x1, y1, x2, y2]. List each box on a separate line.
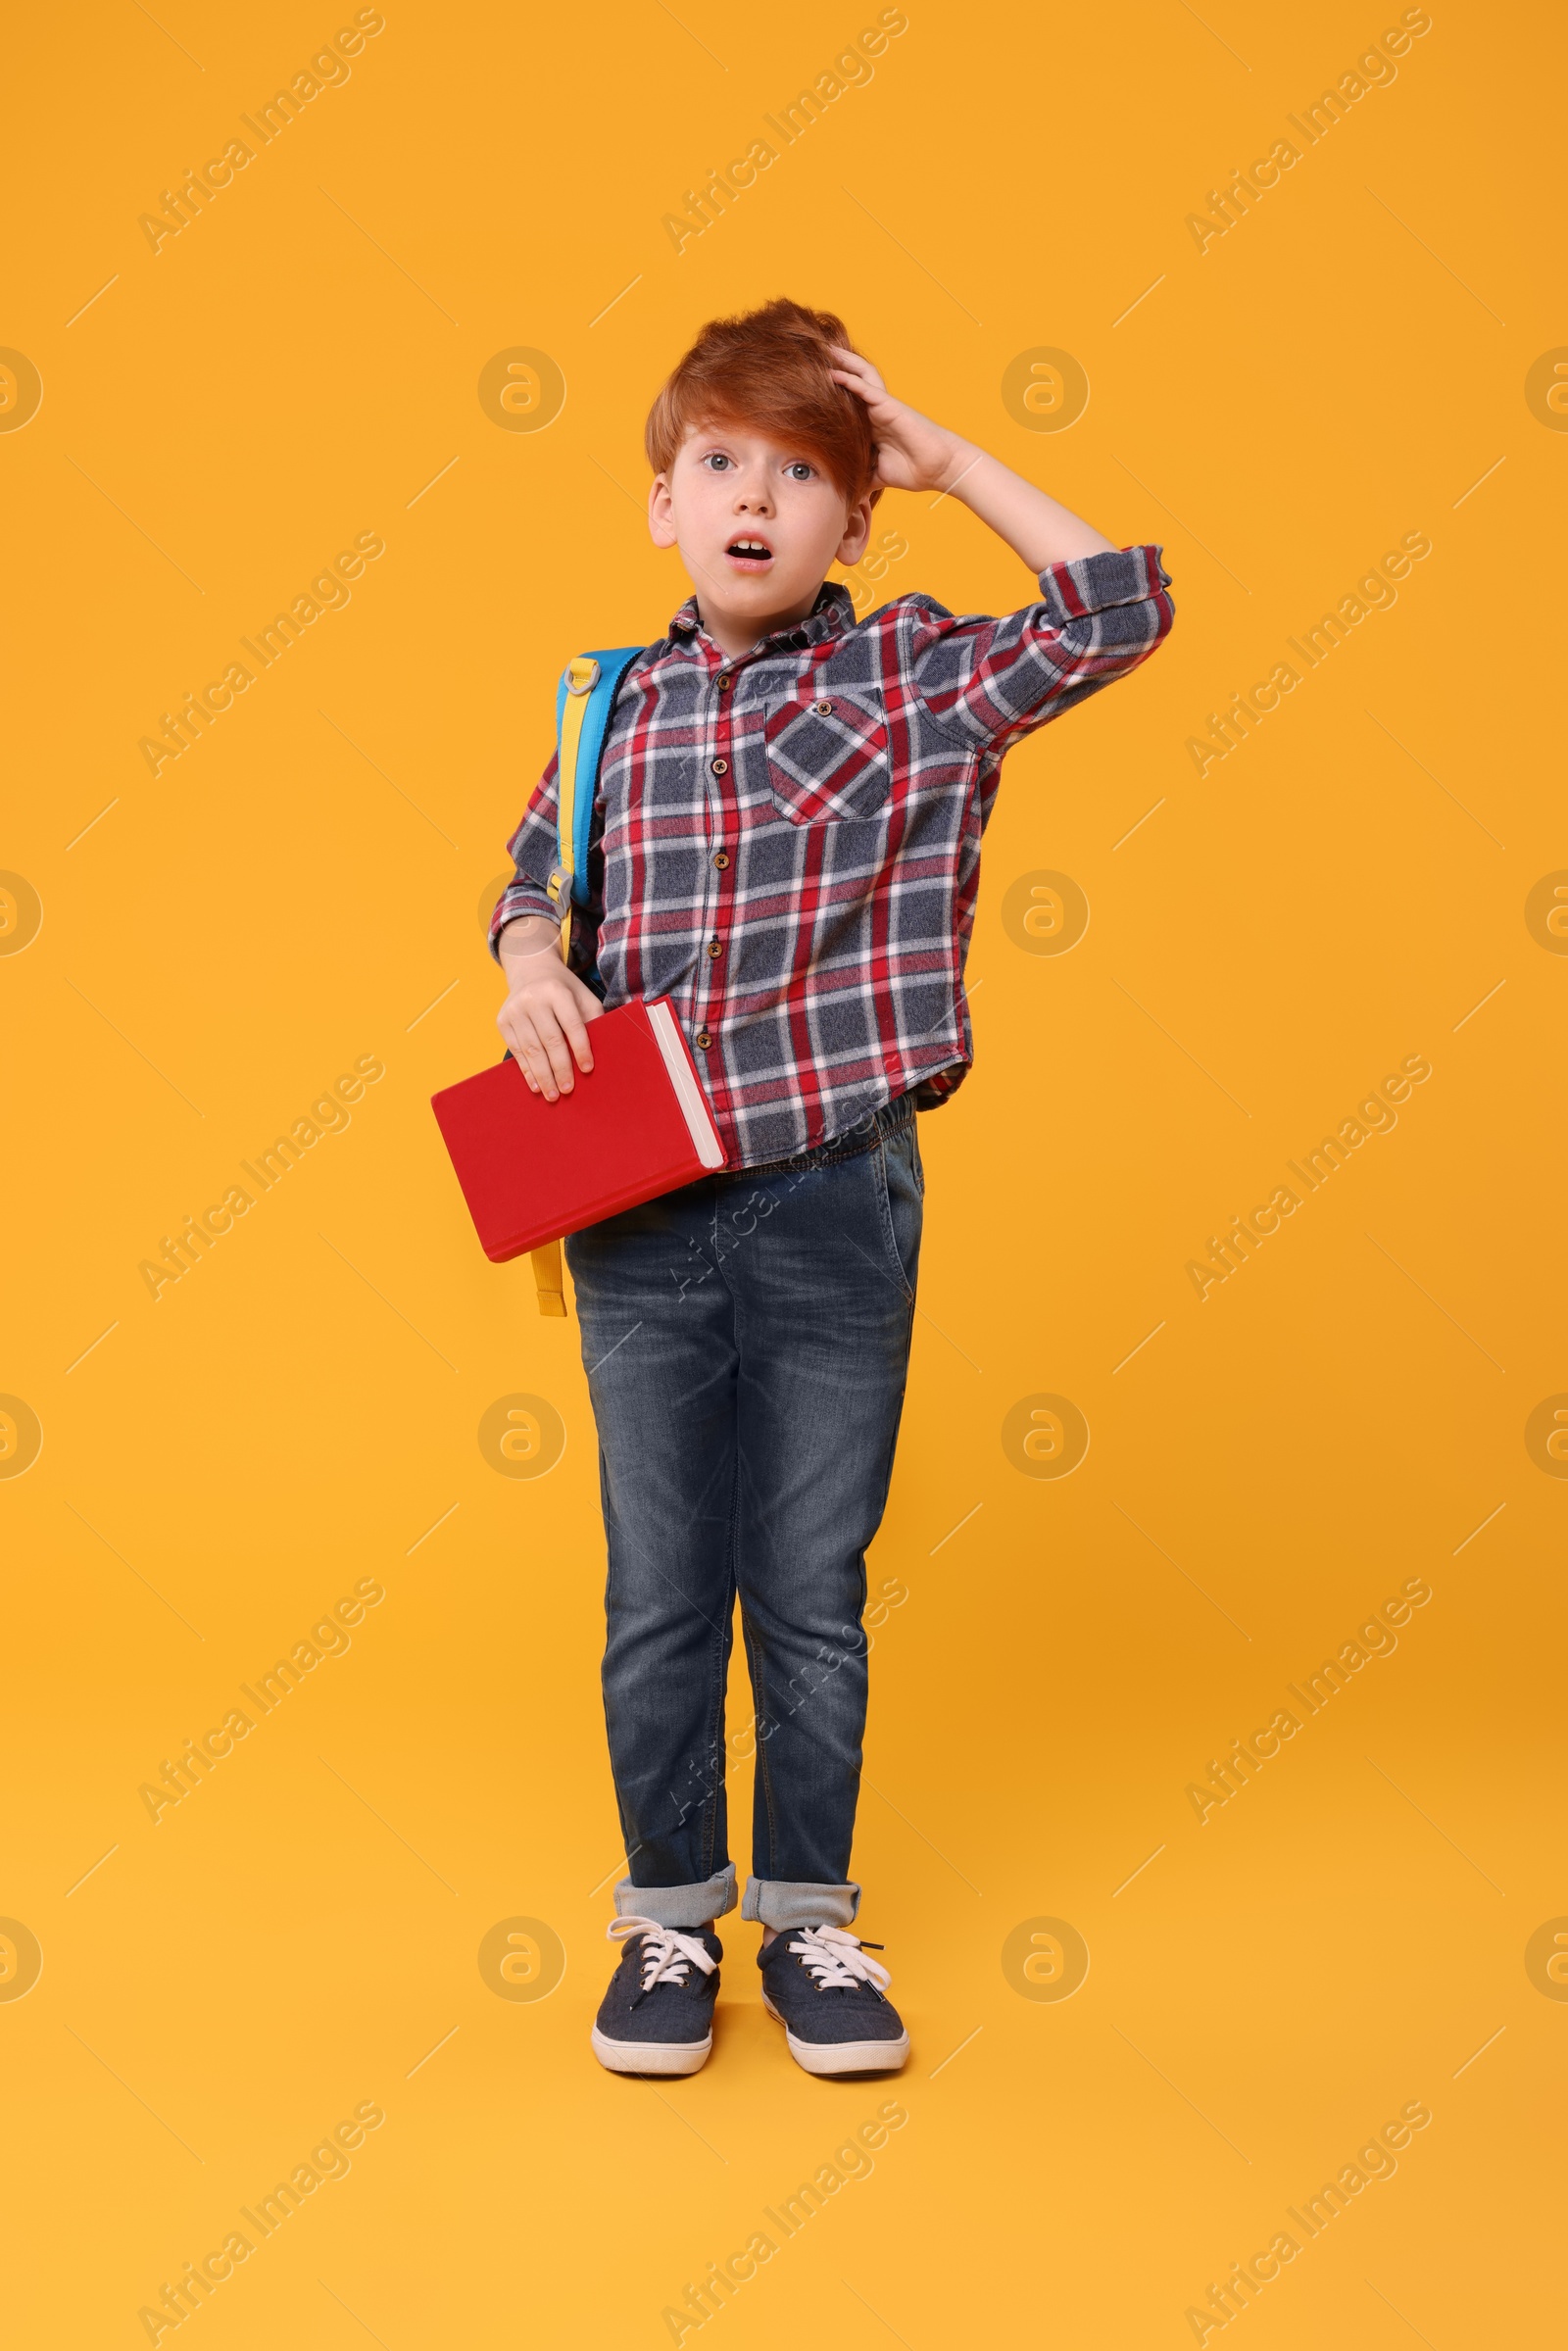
[4, 0, 1564, 2342]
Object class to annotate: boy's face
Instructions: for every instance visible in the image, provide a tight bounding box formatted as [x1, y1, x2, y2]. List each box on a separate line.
[649, 420, 873, 652]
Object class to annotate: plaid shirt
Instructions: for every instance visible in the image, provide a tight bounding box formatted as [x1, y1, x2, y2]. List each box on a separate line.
[489, 545, 1174, 1169]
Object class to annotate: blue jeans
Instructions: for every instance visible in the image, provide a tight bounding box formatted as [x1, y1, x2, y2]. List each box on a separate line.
[564, 1088, 923, 1934]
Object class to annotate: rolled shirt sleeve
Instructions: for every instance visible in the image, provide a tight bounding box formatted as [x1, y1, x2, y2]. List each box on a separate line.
[487, 749, 564, 961]
[908, 542, 1174, 752]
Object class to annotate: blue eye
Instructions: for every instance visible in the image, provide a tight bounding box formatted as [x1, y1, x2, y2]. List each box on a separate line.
[786, 463, 813, 481]
[704, 453, 732, 471]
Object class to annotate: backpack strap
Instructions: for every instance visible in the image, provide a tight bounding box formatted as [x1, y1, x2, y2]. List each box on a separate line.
[546, 646, 646, 945]
[530, 646, 644, 1318]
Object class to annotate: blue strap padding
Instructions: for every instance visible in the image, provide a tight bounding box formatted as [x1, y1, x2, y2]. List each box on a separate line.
[553, 646, 644, 907]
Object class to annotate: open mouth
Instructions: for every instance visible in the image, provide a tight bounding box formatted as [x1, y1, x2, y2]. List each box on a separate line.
[724, 537, 774, 571]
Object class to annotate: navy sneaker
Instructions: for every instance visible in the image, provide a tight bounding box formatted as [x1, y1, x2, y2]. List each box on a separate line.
[758, 1924, 909, 2076]
[591, 1915, 722, 2076]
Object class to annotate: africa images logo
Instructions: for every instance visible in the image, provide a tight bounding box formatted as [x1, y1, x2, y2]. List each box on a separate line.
[1185, 1054, 1431, 1299]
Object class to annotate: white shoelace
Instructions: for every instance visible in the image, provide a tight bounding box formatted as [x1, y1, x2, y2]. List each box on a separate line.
[784, 1925, 892, 1994]
[609, 1913, 717, 1994]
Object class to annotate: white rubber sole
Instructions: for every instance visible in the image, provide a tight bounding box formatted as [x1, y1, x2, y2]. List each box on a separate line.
[761, 1991, 909, 2076]
[590, 2024, 712, 2077]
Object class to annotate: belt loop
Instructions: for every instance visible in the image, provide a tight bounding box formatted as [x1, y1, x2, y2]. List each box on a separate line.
[880, 1085, 912, 1140]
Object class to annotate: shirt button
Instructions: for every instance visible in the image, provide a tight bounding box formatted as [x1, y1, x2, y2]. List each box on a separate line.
[710, 757, 728, 774]
[695, 1029, 711, 1049]
[716, 674, 733, 692]
[814, 699, 832, 715]
[712, 850, 729, 868]
[708, 938, 722, 958]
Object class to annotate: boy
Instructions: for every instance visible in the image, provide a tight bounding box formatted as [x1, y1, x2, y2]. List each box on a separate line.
[489, 299, 1173, 2078]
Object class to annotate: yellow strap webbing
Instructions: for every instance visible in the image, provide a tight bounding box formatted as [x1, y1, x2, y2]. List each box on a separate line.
[531, 656, 600, 1318]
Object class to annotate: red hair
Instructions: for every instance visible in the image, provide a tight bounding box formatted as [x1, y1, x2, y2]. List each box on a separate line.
[644, 297, 883, 509]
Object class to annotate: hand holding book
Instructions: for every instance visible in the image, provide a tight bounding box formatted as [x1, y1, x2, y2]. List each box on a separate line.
[496, 911, 602, 1101]
[431, 997, 727, 1264]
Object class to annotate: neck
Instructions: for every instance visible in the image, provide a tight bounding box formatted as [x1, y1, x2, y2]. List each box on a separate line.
[693, 582, 827, 661]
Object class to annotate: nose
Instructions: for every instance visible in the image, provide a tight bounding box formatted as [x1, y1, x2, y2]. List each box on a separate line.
[732, 466, 773, 516]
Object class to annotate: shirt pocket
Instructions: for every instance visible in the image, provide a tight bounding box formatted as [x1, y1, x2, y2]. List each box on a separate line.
[762, 686, 891, 824]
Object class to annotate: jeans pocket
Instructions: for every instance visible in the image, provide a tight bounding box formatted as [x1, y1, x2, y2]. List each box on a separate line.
[872, 1126, 922, 1305]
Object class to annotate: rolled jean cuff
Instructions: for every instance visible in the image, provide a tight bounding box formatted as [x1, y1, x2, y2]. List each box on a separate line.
[613, 1861, 736, 1929]
[742, 1875, 861, 1931]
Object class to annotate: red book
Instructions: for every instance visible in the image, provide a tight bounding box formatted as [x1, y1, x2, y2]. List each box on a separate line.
[429, 995, 727, 1262]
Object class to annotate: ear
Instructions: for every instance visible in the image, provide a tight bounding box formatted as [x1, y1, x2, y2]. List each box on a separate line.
[835, 494, 873, 568]
[648, 472, 679, 549]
